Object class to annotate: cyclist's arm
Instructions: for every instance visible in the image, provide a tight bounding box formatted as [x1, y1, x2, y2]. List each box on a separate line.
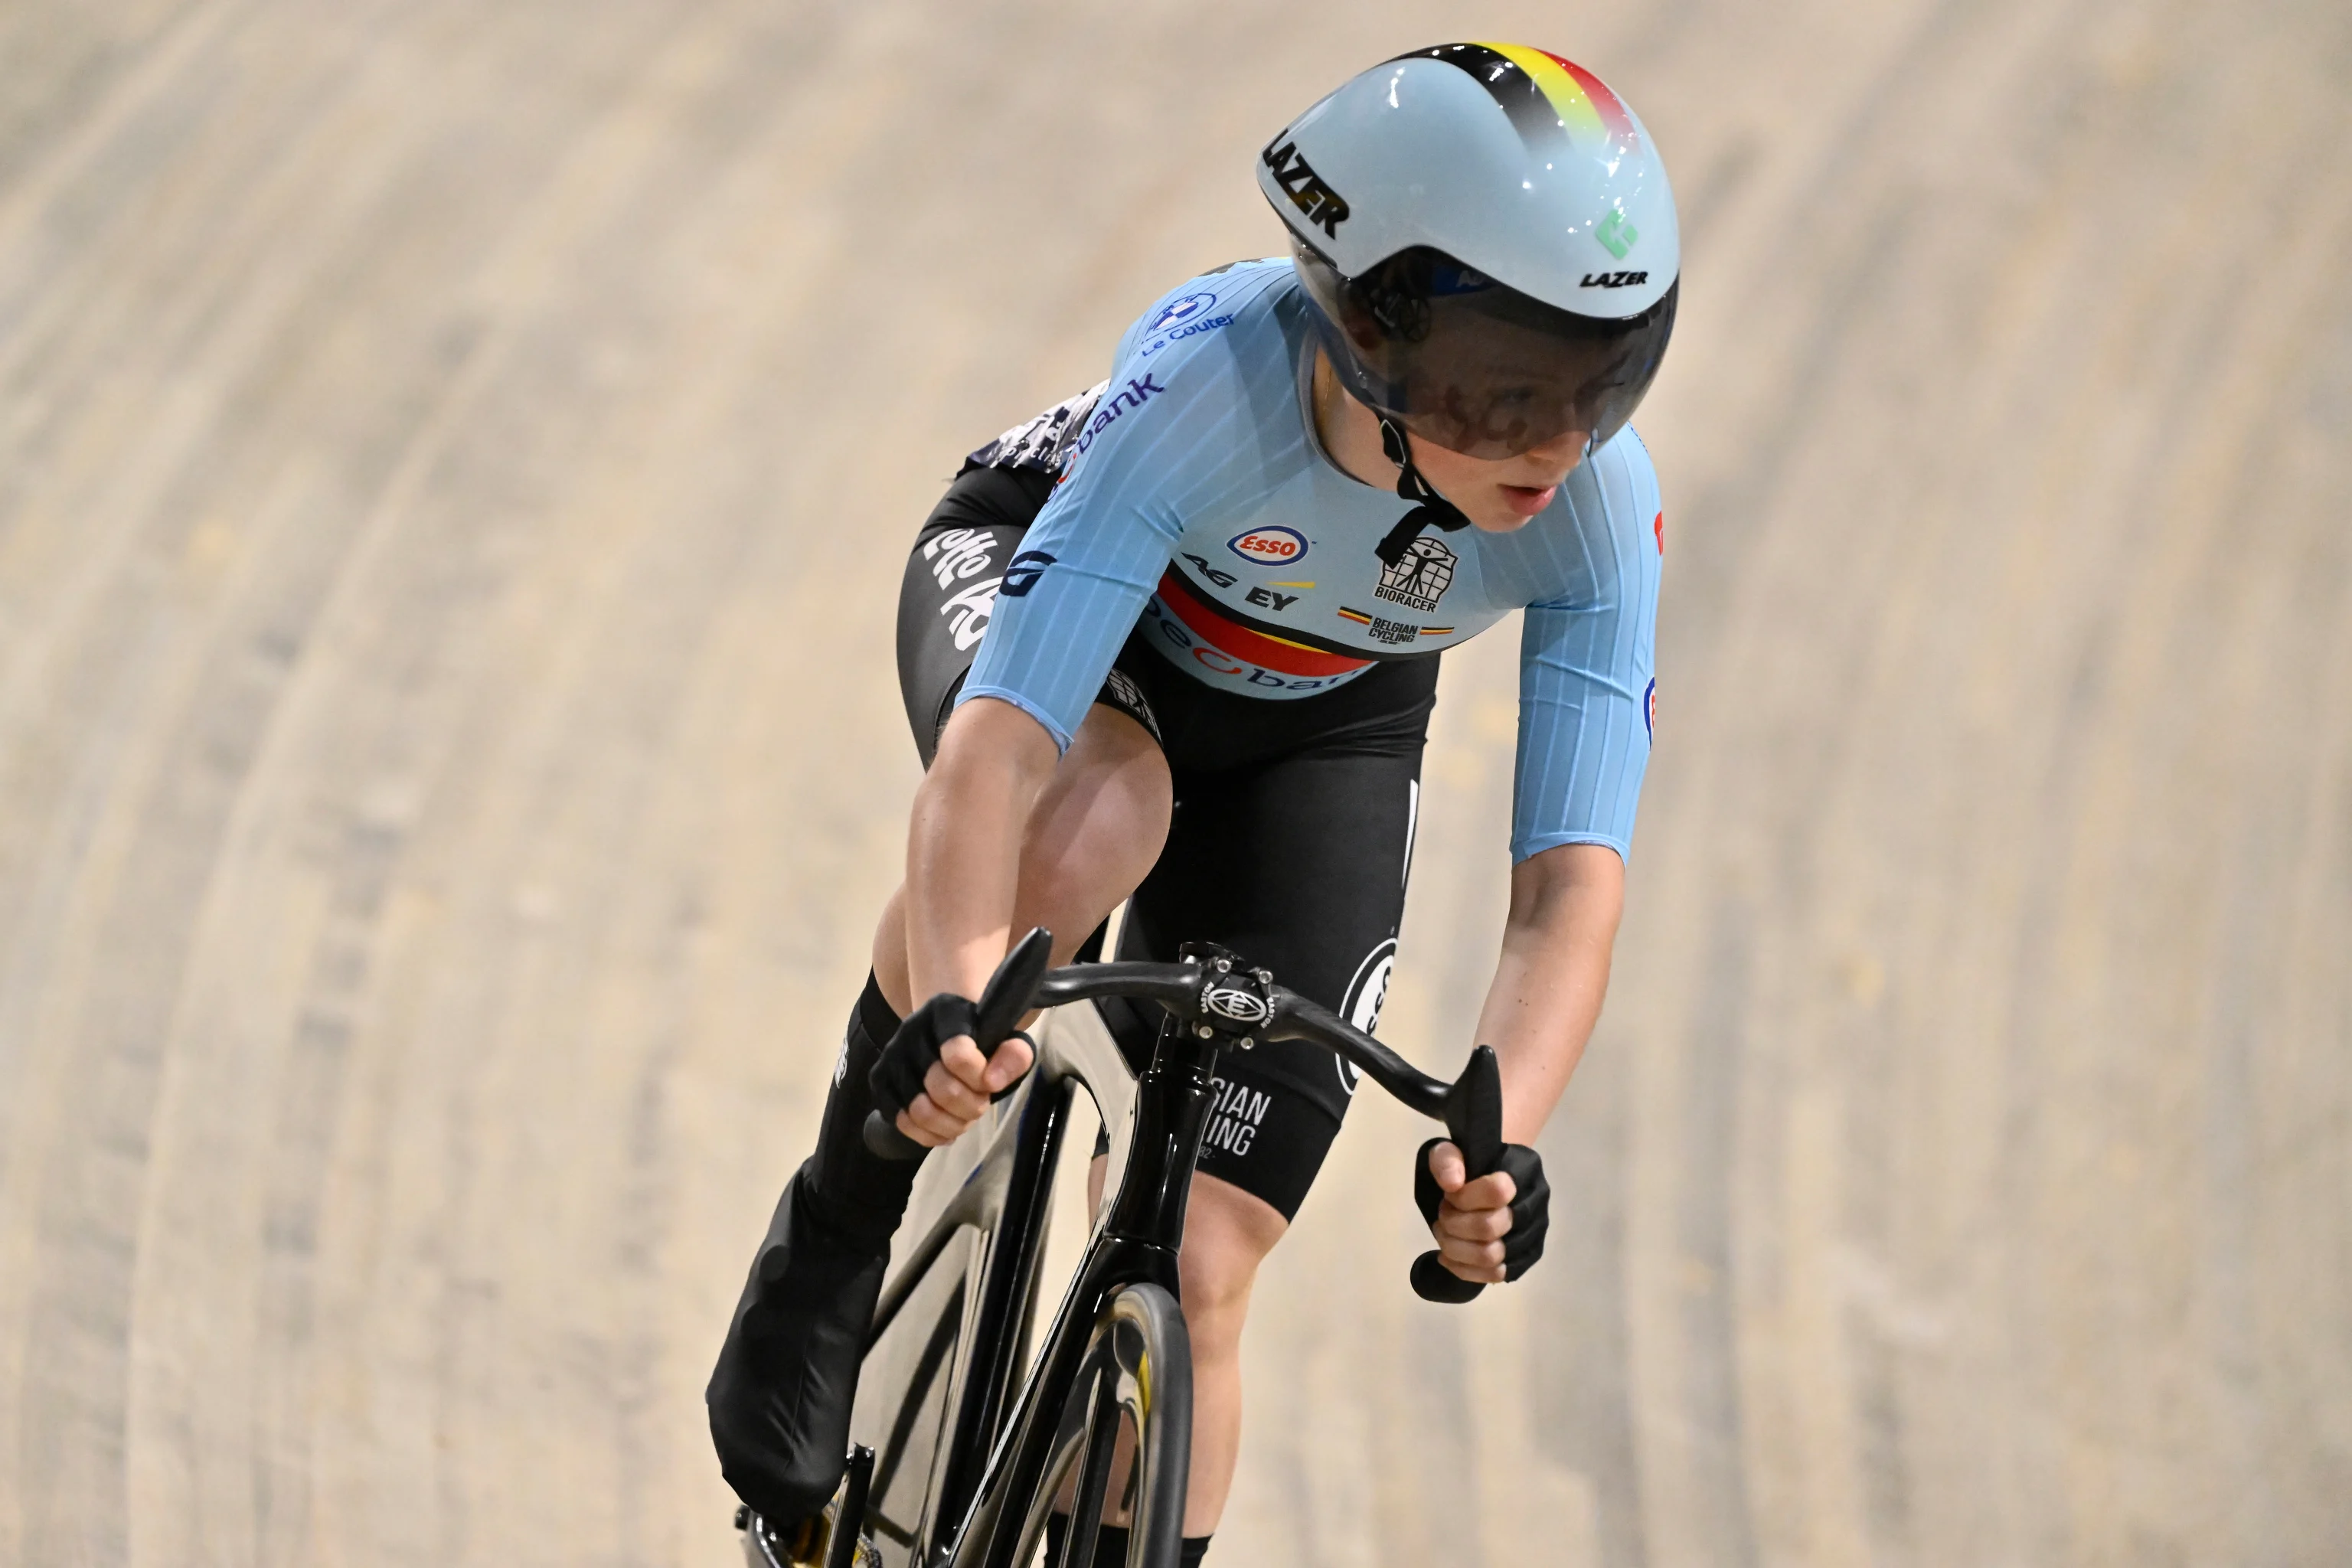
[1477, 842, 1625, 1141]
[905, 696, 1060, 1011]
[1430, 434, 1661, 1269]
[890, 315, 1259, 1144]
[884, 695, 1061, 1146]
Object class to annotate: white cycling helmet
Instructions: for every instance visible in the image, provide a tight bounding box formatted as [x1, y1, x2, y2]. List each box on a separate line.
[1259, 42, 1680, 459]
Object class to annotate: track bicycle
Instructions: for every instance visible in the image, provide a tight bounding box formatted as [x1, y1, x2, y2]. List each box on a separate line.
[737, 928, 1507, 1568]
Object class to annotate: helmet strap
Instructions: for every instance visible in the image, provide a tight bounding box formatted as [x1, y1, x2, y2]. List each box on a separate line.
[1374, 417, 1471, 567]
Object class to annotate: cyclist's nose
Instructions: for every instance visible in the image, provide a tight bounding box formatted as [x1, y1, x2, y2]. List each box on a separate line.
[1517, 425, 1591, 481]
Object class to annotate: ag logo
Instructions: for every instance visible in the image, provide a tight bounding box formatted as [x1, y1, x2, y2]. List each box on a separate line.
[1645, 678, 1657, 738]
[1372, 534, 1455, 613]
[1149, 292, 1217, 332]
[1201, 984, 1272, 1026]
[1227, 526, 1308, 566]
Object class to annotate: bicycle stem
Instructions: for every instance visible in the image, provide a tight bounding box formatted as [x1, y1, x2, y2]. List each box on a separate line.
[1100, 1013, 1225, 1254]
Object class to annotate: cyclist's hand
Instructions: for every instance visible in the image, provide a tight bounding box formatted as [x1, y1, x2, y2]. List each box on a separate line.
[870, 991, 1037, 1150]
[1417, 1138, 1552, 1284]
[897, 1031, 1034, 1148]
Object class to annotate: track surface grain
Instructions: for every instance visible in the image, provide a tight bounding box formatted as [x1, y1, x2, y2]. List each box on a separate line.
[3, 3, 2347, 1565]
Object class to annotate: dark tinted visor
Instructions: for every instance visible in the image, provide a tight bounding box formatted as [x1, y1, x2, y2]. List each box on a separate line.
[1292, 238, 1677, 459]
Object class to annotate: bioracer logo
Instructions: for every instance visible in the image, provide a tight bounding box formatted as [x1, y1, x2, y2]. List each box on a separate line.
[1262, 139, 1351, 237]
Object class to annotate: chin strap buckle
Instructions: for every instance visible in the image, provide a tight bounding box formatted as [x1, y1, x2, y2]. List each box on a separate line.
[1374, 417, 1471, 567]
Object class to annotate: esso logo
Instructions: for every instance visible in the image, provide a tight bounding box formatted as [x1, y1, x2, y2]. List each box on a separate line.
[1227, 526, 1308, 566]
[1149, 292, 1217, 332]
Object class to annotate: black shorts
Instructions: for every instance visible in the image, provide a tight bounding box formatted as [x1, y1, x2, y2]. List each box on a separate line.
[897, 464, 1436, 1220]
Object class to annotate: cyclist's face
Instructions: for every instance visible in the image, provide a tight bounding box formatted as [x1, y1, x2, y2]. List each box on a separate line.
[1408, 423, 1592, 532]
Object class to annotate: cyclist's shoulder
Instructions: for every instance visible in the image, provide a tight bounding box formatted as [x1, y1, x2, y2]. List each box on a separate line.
[1545, 423, 1663, 541]
[1121, 256, 1296, 340]
[1039, 260, 1303, 488]
[1488, 427, 1664, 609]
[1111, 257, 1301, 381]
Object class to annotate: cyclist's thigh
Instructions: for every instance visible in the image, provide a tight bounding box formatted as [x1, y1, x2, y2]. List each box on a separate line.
[896, 463, 1054, 766]
[1114, 733, 1425, 1220]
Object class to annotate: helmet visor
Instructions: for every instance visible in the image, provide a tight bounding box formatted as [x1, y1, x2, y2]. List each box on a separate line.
[1293, 239, 1677, 459]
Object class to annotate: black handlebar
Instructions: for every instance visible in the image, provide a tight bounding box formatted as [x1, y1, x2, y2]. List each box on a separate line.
[866, 929, 1505, 1303]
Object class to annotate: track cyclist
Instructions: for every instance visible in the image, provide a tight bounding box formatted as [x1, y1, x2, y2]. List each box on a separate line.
[710, 42, 1678, 1566]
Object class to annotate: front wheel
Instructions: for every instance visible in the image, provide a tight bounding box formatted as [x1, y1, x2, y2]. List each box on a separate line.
[1001, 1283, 1191, 1568]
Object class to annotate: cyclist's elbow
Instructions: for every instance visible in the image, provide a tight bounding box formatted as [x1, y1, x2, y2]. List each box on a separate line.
[920, 697, 1063, 821]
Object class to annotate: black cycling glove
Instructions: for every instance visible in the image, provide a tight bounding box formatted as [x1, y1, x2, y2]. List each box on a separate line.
[867, 991, 1036, 1128]
[1415, 1136, 1551, 1282]
[867, 991, 979, 1124]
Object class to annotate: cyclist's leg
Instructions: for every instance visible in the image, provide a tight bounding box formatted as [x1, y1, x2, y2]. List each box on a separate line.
[870, 700, 1170, 1014]
[713, 463, 1169, 1530]
[1089, 659, 1435, 1541]
[879, 457, 1170, 1006]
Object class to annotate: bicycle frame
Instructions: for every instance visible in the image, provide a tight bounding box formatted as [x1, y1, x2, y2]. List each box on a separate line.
[850, 948, 1487, 1568]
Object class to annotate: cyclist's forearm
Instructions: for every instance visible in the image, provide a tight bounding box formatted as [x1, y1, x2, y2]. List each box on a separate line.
[1472, 842, 1625, 1142]
[903, 697, 1060, 1007]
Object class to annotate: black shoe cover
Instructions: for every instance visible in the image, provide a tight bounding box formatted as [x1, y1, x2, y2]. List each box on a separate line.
[708, 1161, 887, 1528]
[710, 978, 922, 1530]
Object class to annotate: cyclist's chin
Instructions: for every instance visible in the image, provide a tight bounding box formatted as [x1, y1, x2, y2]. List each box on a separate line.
[1413, 443, 1582, 531]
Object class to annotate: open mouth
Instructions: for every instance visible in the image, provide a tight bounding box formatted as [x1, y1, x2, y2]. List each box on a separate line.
[1497, 483, 1558, 518]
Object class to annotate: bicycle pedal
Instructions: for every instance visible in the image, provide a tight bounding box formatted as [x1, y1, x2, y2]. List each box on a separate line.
[736, 1477, 881, 1568]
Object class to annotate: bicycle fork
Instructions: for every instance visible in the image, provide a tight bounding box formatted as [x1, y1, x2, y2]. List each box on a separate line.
[946, 1008, 1230, 1568]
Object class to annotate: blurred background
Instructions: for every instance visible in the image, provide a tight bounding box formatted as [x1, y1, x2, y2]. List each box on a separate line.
[2, 2, 2347, 1564]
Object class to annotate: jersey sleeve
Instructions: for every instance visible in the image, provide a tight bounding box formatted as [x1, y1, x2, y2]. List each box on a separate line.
[1510, 430, 1664, 864]
[956, 286, 1278, 750]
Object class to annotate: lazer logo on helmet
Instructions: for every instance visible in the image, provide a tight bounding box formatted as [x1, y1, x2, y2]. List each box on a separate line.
[1261, 139, 1351, 238]
[1227, 526, 1309, 566]
[1579, 270, 1649, 289]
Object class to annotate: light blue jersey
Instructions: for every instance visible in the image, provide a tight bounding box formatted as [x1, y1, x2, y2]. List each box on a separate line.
[960, 260, 1661, 864]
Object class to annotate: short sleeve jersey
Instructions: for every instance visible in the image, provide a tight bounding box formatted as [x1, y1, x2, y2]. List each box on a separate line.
[961, 259, 1663, 864]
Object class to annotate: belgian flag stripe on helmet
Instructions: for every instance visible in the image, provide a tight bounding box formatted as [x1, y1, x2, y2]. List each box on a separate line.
[1390, 42, 1640, 155]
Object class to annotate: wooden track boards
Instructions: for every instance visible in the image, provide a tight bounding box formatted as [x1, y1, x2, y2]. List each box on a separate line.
[2, 2, 2347, 1564]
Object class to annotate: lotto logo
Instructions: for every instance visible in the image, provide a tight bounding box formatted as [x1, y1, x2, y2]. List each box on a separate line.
[1228, 526, 1308, 566]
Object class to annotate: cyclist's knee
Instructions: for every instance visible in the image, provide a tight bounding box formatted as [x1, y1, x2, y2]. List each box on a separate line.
[1178, 1174, 1285, 1346]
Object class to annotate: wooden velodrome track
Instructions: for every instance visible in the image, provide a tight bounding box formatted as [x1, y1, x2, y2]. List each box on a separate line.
[3, 2, 2347, 1564]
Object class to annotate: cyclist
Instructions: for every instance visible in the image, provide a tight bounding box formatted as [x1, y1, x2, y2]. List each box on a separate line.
[710, 42, 1677, 1566]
